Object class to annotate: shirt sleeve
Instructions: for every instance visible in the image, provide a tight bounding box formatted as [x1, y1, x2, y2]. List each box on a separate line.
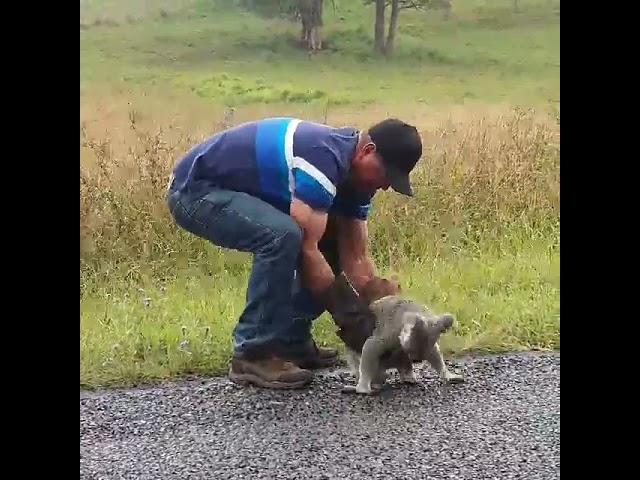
[292, 152, 339, 212]
[331, 185, 374, 220]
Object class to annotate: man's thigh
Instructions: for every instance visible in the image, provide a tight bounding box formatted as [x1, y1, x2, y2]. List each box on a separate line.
[169, 188, 300, 253]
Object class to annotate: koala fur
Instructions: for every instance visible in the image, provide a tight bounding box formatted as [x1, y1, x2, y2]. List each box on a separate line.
[347, 277, 417, 384]
[345, 292, 464, 395]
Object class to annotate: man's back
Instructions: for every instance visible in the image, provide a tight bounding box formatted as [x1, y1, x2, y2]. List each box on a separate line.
[171, 118, 372, 219]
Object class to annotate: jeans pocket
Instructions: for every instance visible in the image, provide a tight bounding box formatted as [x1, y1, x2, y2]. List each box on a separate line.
[171, 190, 240, 248]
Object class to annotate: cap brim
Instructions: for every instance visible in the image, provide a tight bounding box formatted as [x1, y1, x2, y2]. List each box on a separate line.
[385, 165, 414, 197]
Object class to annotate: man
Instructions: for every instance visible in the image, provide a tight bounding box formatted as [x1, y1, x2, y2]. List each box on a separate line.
[166, 117, 422, 389]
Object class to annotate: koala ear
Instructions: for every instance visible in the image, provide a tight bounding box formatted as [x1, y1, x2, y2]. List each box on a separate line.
[437, 314, 455, 332]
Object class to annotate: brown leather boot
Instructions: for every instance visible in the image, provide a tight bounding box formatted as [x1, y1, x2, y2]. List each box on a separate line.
[228, 354, 313, 389]
[283, 340, 339, 370]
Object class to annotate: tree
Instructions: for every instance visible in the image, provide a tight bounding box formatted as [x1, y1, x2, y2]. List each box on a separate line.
[374, 0, 385, 54]
[237, 0, 330, 52]
[296, 0, 338, 51]
[297, 0, 324, 51]
[364, 0, 432, 57]
[440, 0, 452, 20]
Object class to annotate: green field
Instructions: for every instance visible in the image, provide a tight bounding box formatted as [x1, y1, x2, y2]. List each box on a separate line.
[80, 0, 560, 388]
[81, 0, 559, 104]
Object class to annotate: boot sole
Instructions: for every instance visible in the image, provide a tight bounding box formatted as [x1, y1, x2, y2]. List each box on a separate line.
[228, 371, 312, 390]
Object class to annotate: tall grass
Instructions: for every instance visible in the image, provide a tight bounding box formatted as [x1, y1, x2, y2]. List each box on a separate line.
[80, 108, 559, 388]
[80, 108, 559, 291]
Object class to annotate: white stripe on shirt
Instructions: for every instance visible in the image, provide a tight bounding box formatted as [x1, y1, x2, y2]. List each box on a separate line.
[284, 119, 337, 197]
[283, 119, 300, 194]
[293, 157, 337, 197]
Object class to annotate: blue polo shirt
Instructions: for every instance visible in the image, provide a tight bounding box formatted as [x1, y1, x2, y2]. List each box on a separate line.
[171, 117, 373, 220]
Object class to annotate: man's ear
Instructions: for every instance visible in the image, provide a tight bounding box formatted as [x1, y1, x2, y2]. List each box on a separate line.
[363, 141, 377, 155]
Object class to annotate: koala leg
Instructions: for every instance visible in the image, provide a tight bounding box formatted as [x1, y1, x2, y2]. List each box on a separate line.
[425, 343, 464, 384]
[356, 338, 385, 394]
[372, 352, 399, 388]
[372, 367, 388, 387]
[395, 352, 417, 384]
[344, 348, 361, 380]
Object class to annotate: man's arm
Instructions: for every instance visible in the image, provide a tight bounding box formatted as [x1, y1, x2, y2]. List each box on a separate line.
[290, 198, 335, 294]
[291, 200, 377, 347]
[335, 216, 376, 291]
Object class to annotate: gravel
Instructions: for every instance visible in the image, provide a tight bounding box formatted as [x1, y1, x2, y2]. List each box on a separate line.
[80, 352, 559, 480]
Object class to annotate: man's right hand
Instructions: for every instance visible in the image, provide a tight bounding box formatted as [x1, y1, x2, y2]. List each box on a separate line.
[316, 272, 362, 316]
[317, 273, 377, 352]
[355, 275, 401, 304]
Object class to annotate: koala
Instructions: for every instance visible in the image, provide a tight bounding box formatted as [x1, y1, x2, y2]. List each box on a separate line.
[344, 293, 464, 395]
[345, 276, 415, 383]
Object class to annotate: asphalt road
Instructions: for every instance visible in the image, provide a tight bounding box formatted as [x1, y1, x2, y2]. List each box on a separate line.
[80, 352, 559, 480]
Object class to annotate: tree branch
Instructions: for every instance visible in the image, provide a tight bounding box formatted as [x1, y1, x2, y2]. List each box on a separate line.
[398, 0, 428, 10]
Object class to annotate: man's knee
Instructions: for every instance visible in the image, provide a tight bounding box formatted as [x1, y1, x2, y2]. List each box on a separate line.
[258, 218, 302, 260]
[274, 221, 303, 252]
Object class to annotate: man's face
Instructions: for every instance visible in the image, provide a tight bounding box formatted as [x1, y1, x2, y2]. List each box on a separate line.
[351, 142, 391, 194]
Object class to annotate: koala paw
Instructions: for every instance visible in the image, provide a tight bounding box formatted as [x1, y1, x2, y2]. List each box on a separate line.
[342, 384, 383, 395]
[355, 382, 374, 394]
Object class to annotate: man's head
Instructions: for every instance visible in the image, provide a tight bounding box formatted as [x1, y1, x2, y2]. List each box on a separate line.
[349, 118, 423, 196]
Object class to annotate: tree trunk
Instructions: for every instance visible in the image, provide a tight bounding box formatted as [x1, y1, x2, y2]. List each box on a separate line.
[314, 0, 323, 50]
[513, 0, 520, 13]
[384, 0, 400, 56]
[442, 0, 452, 20]
[374, 0, 386, 55]
[298, 0, 323, 51]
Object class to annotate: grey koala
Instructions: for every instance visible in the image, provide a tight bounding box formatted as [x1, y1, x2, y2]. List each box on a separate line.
[344, 295, 464, 394]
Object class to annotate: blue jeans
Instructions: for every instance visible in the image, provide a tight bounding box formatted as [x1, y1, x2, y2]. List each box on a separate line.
[167, 182, 340, 356]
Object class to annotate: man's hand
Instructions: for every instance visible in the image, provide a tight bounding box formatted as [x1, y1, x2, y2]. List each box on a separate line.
[317, 272, 377, 352]
[290, 197, 335, 294]
[336, 216, 377, 291]
[356, 275, 402, 304]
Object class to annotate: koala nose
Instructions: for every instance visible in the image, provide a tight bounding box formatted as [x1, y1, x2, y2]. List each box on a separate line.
[439, 314, 455, 331]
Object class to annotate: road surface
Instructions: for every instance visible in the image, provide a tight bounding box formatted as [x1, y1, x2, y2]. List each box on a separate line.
[80, 352, 559, 480]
